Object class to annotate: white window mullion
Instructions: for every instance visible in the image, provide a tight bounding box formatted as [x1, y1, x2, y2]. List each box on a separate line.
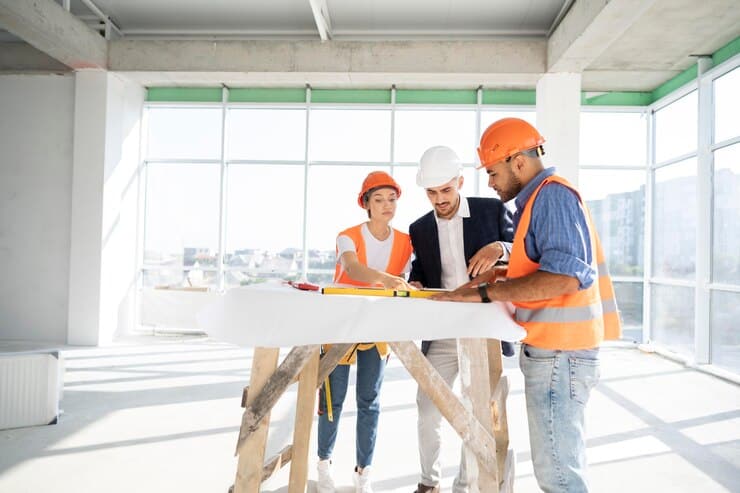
[134, 106, 149, 329]
[695, 57, 714, 364]
[475, 87, 482, 194]
[643, 108, 655, 344]
[301, 86, 311, 281]
[390, 84, 396, 174]
[216, 87, 229, 291]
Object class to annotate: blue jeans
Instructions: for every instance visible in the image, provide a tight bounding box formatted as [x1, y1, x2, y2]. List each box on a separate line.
[519, 344, 600, 493]
[318, 346, 386, 468]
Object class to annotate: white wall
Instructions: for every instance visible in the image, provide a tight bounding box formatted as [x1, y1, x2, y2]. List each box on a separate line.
[0, 74, 75, 343]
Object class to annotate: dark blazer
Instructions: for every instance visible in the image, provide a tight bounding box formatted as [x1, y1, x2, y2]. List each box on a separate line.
[408, 196, 514, 355]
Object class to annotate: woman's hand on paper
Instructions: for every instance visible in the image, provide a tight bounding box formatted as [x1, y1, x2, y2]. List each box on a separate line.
[381, 274, 415, 291]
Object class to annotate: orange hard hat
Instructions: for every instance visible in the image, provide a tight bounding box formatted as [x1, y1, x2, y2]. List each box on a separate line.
[357, 171, 402, 208]
[477, 118, 545, 169]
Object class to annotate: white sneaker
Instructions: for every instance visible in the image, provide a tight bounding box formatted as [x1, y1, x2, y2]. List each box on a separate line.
[317, 459, 336, 493]
[353, 466, 373, 493]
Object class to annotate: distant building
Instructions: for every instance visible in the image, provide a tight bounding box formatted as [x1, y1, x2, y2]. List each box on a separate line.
[587, 184, 645, 277]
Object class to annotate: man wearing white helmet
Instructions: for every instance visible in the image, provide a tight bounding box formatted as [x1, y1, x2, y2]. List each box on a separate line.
[408, 145, 514, 493]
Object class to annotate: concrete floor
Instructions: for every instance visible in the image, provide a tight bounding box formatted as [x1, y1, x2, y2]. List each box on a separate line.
[0, 334, 738, 493]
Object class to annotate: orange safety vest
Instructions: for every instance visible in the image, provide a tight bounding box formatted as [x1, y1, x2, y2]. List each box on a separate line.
[329, 223, 414, 364]
[508, 175, 622, 350]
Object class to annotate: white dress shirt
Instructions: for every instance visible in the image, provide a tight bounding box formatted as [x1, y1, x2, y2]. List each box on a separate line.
[435, 196, 509, 290]
[436, 196, 471, 290]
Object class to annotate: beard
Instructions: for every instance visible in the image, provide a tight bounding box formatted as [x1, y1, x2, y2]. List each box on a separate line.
[433, 195, 460, 219]
[497, 174, 523, 203]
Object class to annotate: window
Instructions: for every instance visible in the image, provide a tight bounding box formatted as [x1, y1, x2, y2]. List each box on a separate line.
[143, 163, 221, 288]
[651, 284, 694, 358]
[652, 158, 697, 279]
[712, 144, 740, 284]
[581, 169, 645, 276]
[227, 108, 305, 161]
[714, 67, 740, 144]
[710, 66, 740, 375]
[310, 109, 391, 162]
[224, 164, 305, 286]
[147, 107, 222, 160]
[579, 110, 647, 338]
[711, 291, 740, 374]
[654, 91, 697, 163]
[305, 165, 383, 283]
[389, 166, 431, 234]
[581, 112, 647, 167]
[394, 109, 477, 163]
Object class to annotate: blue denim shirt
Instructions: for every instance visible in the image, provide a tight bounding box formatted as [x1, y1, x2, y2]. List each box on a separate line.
[512, 167, 595, 290]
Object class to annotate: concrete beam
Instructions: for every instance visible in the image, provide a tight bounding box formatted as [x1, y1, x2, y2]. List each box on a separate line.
[547, 0, 656, 73]
[109, 39, 545, 75]
[0, 0, 107, 69]
[0, 42, 69, 72]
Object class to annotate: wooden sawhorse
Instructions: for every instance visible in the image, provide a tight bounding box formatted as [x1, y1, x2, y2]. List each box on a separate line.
[230, 339, 513, 493]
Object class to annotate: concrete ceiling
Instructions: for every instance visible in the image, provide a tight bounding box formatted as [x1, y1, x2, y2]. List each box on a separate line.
[66, 0, 566, 38]
[0, 0, 738, 91]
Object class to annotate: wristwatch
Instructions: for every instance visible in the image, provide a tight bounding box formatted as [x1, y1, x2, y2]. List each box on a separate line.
[477, 282, 491, 303]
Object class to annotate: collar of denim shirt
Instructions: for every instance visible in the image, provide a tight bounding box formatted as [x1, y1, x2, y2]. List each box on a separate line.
[512, 166, 557, 228]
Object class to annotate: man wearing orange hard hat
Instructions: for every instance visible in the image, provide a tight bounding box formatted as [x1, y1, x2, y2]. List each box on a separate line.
[317, 170, 413, 493]
[434, 118, 621, 493]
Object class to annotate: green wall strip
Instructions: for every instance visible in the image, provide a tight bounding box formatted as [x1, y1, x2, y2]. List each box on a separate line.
[229, 88, 305, 103]
[582, 92, 652, 106]
[650, 36, 739, 103]
[482, 90, 536, 105]
[146, 87, 222, 102]
[651, 65, 698, 102]
[713, 35, 740, 66]
[311, 89, 391, 104]
[396, 89, 477, 104]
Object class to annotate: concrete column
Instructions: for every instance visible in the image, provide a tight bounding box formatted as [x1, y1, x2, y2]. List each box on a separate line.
[68, 70, 107, 346]
[68, 70, 144, 346]
[536, 73, 582, 184]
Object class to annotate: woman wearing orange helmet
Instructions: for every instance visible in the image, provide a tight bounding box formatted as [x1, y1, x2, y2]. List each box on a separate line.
[317, 171, 414, 493]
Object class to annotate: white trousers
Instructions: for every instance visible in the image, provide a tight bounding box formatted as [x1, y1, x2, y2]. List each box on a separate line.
[416, 338, 469, 492]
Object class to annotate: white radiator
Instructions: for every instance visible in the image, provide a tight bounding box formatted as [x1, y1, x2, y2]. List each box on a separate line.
[0, 351, 63, 430]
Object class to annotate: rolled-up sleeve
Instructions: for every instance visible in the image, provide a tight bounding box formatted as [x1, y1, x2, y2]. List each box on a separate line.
[528, 184, 595, 290]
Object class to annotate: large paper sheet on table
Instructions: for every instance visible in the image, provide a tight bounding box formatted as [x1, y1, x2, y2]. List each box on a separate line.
[197, 283, 526, 347]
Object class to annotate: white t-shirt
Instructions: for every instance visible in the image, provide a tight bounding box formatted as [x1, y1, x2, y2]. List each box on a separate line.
[336, 223, 412, 278]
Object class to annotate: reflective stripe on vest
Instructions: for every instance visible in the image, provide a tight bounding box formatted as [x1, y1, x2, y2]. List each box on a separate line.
[515, 302, 603, 324]
[508, 174, 622, 350]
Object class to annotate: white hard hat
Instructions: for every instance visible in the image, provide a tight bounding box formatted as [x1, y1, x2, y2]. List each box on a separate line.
[416, 146, 462, 188]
